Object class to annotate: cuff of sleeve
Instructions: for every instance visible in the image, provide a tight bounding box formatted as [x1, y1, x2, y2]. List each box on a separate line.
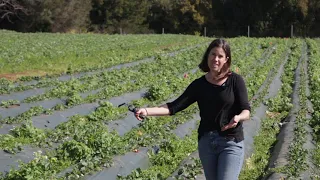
[241, 106, 251, 112]
[166, 102, 175, 115]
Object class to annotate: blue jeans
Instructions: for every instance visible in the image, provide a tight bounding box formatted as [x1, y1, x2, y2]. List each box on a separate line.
[198, 131, 244, 180]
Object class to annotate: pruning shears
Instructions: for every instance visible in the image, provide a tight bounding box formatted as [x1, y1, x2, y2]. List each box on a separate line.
[118, 103, 146, 120]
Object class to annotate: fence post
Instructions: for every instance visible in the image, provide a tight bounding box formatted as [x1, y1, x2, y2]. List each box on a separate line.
[248, 26, 250, 37]
[204, 27, 207, 37]
[291, 25, 293, 38]
[162, 28, 164, 34]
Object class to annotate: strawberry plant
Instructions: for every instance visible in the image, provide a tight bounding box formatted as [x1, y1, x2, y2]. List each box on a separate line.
[0, 99, 20, 108]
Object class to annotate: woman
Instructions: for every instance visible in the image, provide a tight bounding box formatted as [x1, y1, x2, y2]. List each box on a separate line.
[135, 38, 251, 180]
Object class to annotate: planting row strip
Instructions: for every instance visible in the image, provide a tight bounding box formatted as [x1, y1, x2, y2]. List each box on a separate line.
[242, 40, 291, 159]
[235, 39, 303, 180]
[244, 43, 279, 99]
[1, 35, 209, 87]
[296, 41, 317, 179]
[0, 39, 209, 99]
[304, 39, 320, 178]
[239, 40, 279, 80]
[9, 44, 210, 105]
[265, 40, 305, 179]
[232, 40, 269, 74]
[1, 34, 185, 69]
[249, 42, 292, 112]
[280, 39, 318, 179]
[242, 44, 276, 80]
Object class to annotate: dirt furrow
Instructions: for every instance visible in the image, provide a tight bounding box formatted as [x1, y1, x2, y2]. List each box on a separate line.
[265, 41, 306, 180]
[300, 41, 318, 179]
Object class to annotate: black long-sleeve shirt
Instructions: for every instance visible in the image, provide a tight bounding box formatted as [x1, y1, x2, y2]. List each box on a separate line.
[166, 72, 251, 142]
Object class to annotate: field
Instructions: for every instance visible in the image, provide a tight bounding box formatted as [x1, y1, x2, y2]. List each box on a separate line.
[0, 30, 320, 179]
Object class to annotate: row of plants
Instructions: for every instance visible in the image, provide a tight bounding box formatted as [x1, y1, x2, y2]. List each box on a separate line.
[241, 43, 276, 80]
[244, 39, 285, 101]
[279, 41, 309, 177]
[0, 33, 210, 76]
[0, 100, 20, 108]
[249, 40, 292, 111]
[306, 39, 320, 176]
[237, 38, 280, 77]
[0, 36, 209, 95]
[0, 38, 267, 179]
[19, 48, 210, 104]
[118, 128, 200, 180]
[239, 38, 303, 179]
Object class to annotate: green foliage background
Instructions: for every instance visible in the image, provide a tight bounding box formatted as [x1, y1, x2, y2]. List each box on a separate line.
[1, 0, 319, 36]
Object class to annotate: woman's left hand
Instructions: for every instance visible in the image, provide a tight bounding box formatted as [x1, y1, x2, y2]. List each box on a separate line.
[221, 115, 240, 131]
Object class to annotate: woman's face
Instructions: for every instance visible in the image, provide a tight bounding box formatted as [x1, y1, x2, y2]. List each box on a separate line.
[207, 47, 228, 73]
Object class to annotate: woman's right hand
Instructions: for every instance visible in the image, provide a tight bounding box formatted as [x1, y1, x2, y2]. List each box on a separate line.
[135, 108, 148, 121]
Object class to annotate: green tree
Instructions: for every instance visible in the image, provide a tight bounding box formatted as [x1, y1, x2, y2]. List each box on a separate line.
[0, 0, 91, 32]
[148, 0, 212, 35]
[89, 0, 150, 33]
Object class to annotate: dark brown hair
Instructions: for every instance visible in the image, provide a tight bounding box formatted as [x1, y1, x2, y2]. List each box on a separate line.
[198, 38, 232, 80]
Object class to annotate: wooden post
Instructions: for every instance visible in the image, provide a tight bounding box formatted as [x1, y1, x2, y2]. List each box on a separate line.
[248, 26, 250, 37]
[291, 25, 293, 38]
[204, 27, 207, 37]
[162, 28, 164, 34]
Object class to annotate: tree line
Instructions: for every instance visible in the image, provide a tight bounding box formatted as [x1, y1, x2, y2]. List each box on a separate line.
[1, 0, 320, 37]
